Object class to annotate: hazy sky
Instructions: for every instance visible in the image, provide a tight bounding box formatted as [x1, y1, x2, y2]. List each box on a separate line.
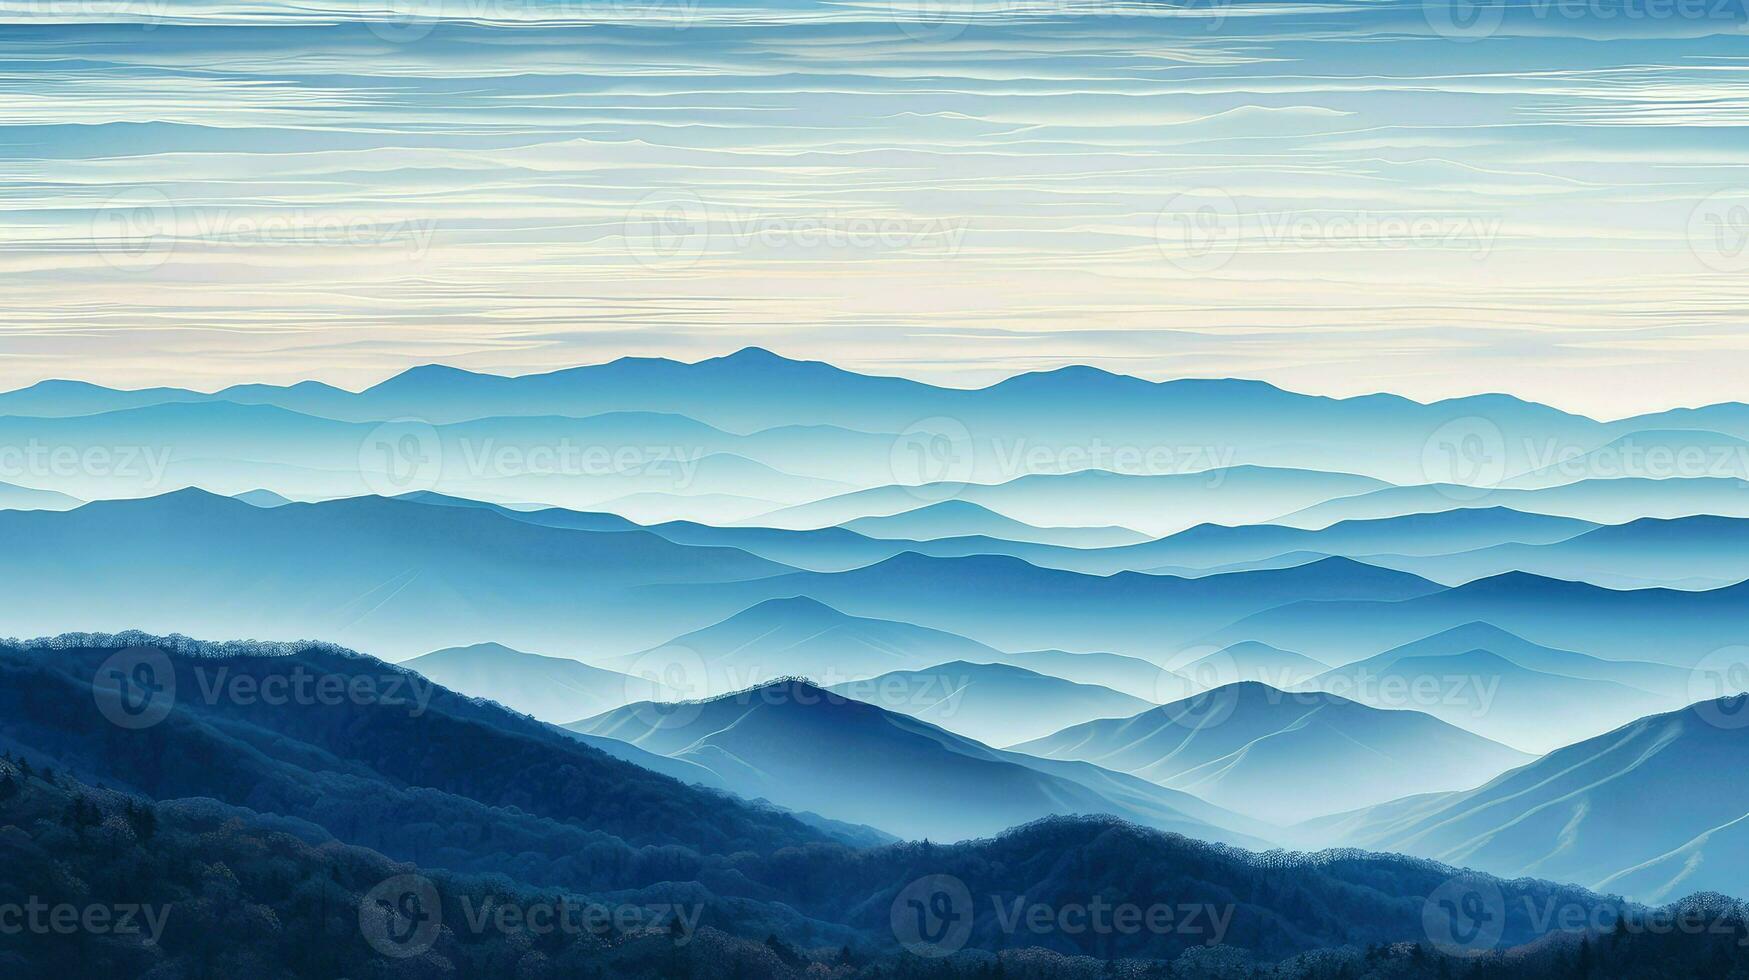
[2, 0, 1747, 418]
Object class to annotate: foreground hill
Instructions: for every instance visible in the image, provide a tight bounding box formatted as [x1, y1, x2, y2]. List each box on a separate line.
[570, 679, 1265, 846]
[0, 635, 844, 881]
[1310, 696, 1749, 902]
[1014, 683, 1533, 824]
[6, 752, 1704, 980]
[3, 630, 1701, 977]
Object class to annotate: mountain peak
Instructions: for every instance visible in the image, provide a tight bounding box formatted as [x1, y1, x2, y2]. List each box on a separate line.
[722, 345, 786, 362]
[719, 676, 838, 704]
[1421, 621, 1526, 646]
[738, 595, 846, 620]
[366, 362, 491, 393]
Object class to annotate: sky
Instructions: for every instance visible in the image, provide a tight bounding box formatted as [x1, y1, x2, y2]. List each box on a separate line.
[1, 0, 1747, 417]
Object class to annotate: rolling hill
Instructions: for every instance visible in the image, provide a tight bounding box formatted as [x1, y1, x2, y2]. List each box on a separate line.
[827, 660, 1153, 746]
[1311, 696, 1749, 902]
[401, 642, 674, 722]
[606, 595, 1008, 696]
[1013, 682, 1533, 823]
[1308, 623, 1683, 751]
[570, 679, 1269, 845]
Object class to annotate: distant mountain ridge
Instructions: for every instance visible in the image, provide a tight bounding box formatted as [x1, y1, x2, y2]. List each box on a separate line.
[402, 642, 674, 722]
[826, 660, 1154, 746]
[11, 347, 1749, 488]
[1014, 682, 1533, 823]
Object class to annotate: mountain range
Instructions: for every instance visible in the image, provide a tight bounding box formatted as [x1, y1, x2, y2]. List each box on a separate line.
[826, 660, 1154, 746]
[401, 642, 675, 722]
[12, 348, 1749, 488]
[1014, 682, 1534, 824]
[1309, 696, 1749, 902]
[569, 678, 1268, 845]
